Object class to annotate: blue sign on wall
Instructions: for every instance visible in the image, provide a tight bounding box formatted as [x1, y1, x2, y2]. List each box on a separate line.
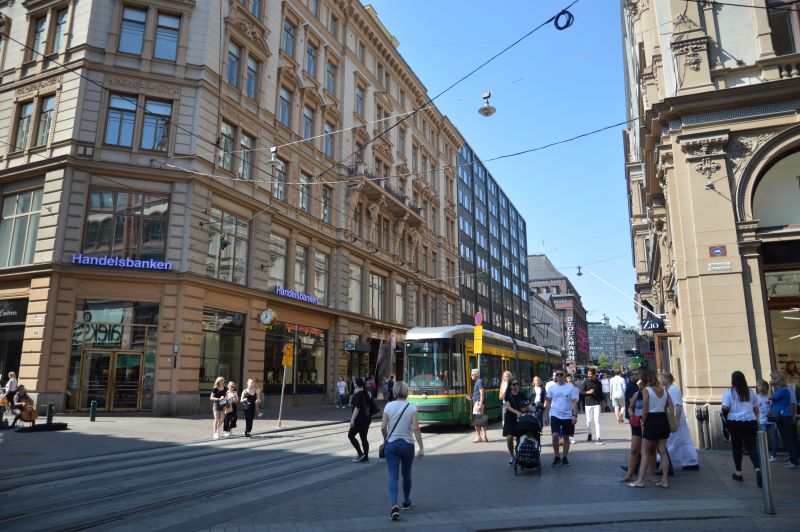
[71, 253, 173, 271]
[273, 286, 320, 305]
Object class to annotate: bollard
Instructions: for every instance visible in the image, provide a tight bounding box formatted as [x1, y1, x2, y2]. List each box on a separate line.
[90, 400, 97, 422]
[757, 430, 775, 515]
[47, 402, 55, 424]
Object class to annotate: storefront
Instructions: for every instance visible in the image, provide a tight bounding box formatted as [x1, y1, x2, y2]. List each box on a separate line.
[0, 298, 27, 379]
[66, 300, 157, 411]
[263, 321, 327, 395]
[199, 308, 245, 397]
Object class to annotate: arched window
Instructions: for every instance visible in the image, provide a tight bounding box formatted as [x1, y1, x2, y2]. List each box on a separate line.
[753, 150, 800, 228]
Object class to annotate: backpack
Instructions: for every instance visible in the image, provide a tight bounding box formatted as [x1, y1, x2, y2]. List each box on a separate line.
[363, 390, 380, 417]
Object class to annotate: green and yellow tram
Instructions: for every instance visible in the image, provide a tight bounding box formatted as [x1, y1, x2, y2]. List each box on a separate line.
[403, 325, 561, 425]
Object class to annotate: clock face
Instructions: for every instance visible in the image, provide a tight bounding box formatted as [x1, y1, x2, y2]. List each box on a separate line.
[260, 309, 275, 325]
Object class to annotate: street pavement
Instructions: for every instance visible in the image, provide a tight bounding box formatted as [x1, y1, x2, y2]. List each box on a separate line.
[1, 407, 798, 531]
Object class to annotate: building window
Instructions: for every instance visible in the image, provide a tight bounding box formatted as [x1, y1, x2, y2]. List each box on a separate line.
[310, 0, 320, 18]
[381, 218, 390, 250]
[399, 90, 405, 110]
[227, 42, 241, 87]
[104, 94, 137, 147]
[355, 86, 365, 116]
[768, 0, 800, 55]
[250, 0, 262, 18]
[306, 43, 317, 76]
[154, 13, 180, 61]
[0, 190, 43, 268]
[358, 42, 366, 63]
[30, 16, 46, 57]
[314, 251, 329, 305]
[246, 57, 259, 98]
[82, 188, 169, 261]
[52, 9, 69, 53]
[140, 99, 172, 151]
[321, 186, 331, 223]
[268, 234, 287, 287]
[218, 122, 235, 171]
[353, 202, 363, 237]
[119, 6, 147, 55]
[325, 61, 336, 94]
[282, 20, 296, 57]
[278, 88, 291, 127]
[330, 15, 339, 38]
[370, 273, 386, 320]
[239, 133, 254, 180]
[348, 264, 362, 313]
[13, 102, 34, 151]
[206, 208, 249, 285]
[398, 128, 406, 154]
[295, 245, 307, 293]
[297, 173, 310, 213]
[355, 142, 364, 163]
[34, 96, 56, 147]
[274, 165, 287, 200]
[323, 122, 334, 157]
[302, 106, 314, 139]
[395, 283, 405, 325]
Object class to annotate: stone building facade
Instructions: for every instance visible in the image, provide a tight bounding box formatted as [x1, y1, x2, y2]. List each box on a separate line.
[0, 0, 460, 414]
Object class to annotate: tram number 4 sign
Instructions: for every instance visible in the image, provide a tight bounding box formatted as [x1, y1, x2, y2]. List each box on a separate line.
[642, 317, 666, 332]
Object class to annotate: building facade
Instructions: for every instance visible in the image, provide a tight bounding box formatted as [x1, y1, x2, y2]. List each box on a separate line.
[457, 141, 530, 340]
[529, 290, 563, 353]
[588, 316, 649, 366]
[622, 0, 800, 445]
[588, 317, 616, 364]
[527, 254, 588, 369]
[0, 0, 461, 414]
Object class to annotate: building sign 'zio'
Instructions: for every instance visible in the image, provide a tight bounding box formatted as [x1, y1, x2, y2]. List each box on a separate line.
[567, 316, 576, 360]
[273, 286, 320, 305]
[71, 253, 174, 270]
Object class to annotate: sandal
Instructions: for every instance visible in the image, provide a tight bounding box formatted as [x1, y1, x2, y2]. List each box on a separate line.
[626, 482, 645, 488]
[619, 475, 634, 482]
[655, 481, 669, 489]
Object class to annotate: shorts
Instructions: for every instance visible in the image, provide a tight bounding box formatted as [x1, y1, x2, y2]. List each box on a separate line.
[472, 403, 482, 415]
[612, 397, 625, 409]
[630, 423, 642, 437]
[550, 416, 575, 437]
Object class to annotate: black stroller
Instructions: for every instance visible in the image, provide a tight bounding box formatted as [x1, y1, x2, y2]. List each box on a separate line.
[513, 406, 543, 476]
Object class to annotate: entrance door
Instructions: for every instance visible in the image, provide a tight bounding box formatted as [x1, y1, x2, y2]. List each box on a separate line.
[112, 353, 142, 410]
[80, 351, 142, 410]
[81, 351, 111, 409]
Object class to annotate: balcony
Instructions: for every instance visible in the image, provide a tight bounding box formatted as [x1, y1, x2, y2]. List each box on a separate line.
[347, 164, 424, 223]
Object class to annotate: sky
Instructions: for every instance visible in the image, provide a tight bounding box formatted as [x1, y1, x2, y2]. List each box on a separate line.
[364, 0, 638, 327]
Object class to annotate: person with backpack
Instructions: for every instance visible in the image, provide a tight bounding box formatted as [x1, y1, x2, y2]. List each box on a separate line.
[349, 377, 373, 462]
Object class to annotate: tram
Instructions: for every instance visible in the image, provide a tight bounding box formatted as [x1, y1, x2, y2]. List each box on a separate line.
[403, 325, 561, 425]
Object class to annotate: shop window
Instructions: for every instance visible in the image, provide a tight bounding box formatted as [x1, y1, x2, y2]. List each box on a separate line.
[314, 251, 329, 305]
[768, 0, 800, 55]
[349, 264, 362, 313]
[268, 234, 287, 288]
[153, 13, 180, 61]
[263, 322, 327, 394]
[199, 308, 245, 397]
[205, 207, 249, 285]
[0, 189, 43, 268]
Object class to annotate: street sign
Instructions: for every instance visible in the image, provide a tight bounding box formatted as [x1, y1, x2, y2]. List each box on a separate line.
[474, 311, 483, 326]
[474, 325, 483, 354]
[282, 344, 294, 366]
[709, 245, 727, 257]
[642, 317, 666, 332]
[344, 340, 356, 351]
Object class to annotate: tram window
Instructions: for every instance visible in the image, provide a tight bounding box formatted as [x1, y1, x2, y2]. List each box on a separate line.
[451, 349, 465, 389]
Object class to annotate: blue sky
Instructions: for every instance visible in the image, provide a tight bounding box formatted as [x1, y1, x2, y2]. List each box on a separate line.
[365, 0, 638, 326]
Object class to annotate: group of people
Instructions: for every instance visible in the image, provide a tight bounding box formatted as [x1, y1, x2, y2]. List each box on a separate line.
[1, 372, 36, 428]
[208, 377, 262, 439]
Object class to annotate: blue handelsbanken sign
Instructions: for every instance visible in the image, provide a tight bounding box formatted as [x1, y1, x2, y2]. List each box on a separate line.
[71, 253, 173, 271]
[273, 285, 319, 305]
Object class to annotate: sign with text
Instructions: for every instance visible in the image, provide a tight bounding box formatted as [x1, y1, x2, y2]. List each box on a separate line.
[282, 344, 294, 366]
[642, 317, 666, 332]
[273, 286, 320, 305]
[473, 325, 483, 354]
[71, 253, 173, 271]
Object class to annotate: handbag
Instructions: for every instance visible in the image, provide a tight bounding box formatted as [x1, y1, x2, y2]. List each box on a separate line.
[379, 403, 410, 459]
[666, 396, 678, 433]
[218, 398, 229, 407]
[471, 414, 489, 427]
[630, 415, 641, 428]
[224, 403, 233, 414]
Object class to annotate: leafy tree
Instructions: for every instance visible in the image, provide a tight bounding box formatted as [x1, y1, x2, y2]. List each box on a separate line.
[597, 354, 610, 369]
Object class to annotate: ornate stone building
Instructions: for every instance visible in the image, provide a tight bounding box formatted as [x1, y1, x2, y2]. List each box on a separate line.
[0, 0, 460, 414]
[622, 0, 800, 445]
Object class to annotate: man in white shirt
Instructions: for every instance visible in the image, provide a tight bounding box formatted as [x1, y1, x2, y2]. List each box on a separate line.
[609, 370, 627, 423]
[336, 376, 347, 408]
[545, 369, 579, 467]
[544, 370, 557, 394]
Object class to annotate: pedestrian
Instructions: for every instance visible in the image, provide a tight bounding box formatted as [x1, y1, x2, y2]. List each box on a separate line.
[530, 375, 546, 428]
[499, 370, 512, 428]
[470, 368, 488, 443]
[610, 370, 627, 423]
[223, 381, 239, 437]
[785, 360, 800, 392]
[619, 379, 646, 482]
[582, 369, 605, 444]
[601, 373, 610, 412]
[349, 376, 372, 462]
[504, 378, 533, 464]
[661, 372, 699, 470]
[722, 371, 762, 485]
[210, 376, 226, 440]
[544, 370, 557, 395]
[387, 375, 395, 402]
[575, 374, 586, 413]
[381, 381, 424, 521]
[628, 369, 672, 488]
[240, 378, 260, 438]
[755, 380, 778, 462]
[367, 373, 377, 397]
[544, 369, 579, 467]
[10, 384, 34, 427]
[769, 371, 799, 469]
[336, 376, 347, 408]
[382, 376, 390, 400]
[2, 371, 17, 415]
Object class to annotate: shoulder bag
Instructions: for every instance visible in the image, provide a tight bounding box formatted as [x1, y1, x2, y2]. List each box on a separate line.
[666, 395, 678, 433]
[379, 403, 410, 459]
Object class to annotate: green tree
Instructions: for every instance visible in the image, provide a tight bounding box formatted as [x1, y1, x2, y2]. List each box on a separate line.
[597, 354, 610, 369]
[613, 361, 623, 372]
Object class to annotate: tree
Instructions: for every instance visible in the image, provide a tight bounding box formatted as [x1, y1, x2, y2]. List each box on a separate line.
[597, 354, 610, 369]
[613, 361, 623, 372]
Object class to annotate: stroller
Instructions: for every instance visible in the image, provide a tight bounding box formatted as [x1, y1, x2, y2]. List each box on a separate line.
[512, 407, 543, 476]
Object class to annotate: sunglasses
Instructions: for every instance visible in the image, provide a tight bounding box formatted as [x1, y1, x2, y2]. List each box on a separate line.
[556, 373, 565, 377]
[510, 382, 519, 386]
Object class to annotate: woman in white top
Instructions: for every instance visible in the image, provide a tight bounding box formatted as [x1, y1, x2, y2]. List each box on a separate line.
[499, 371, 512, 427]
[661, 372, 699, 470]
[721, 371, 761, 486]
[628, 370, 673, 488]
[381, 381, 424, 522]
[3, 371, 17, 414]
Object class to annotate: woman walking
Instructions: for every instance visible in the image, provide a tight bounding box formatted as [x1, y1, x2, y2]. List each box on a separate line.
[222, 381, 239, 437]
[210, 376, 226, 439]
[499, 371, 512, 427]
[349, 377, 372, 462]
[504, 379, 532, 465]
[662, 372, 700, 470]
[628, 370, 672, 488]
[755, 380, 777, 462]
[381, 381, 424, 521]
[240, 378, 260, 438]
[770, 371, 799, 469]
[619, 379, 645, 482]
[722, 371, 761, 485]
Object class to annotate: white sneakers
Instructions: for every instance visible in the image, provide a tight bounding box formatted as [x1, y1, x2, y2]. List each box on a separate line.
[213, 432, 219, 440]
[223, 431, 231, 437]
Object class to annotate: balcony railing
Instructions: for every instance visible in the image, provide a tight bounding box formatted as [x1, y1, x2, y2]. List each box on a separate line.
[347, 164, 424, 221]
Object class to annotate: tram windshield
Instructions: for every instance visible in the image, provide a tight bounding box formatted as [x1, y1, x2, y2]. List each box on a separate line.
[405, 339, 450, 389]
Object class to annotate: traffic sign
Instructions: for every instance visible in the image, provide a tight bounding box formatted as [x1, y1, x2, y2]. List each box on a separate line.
[282, 343, 294, 366]
[474, 311, 483, 326]
[474, 325, 483, 354]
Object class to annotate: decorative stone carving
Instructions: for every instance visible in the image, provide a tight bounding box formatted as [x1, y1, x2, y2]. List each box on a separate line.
[728, 131, 778, 176]
[695, 157, 722, 178]
[366, 198, 386, 245]
[15, 75, 63, 97]
[345, 180, 366, 232]
[655, 150, 673, 190]
[107, 74, 181, 95]
[229, 18, 271, 55]
[679, 134, 728, 156]
[673, 36, 707, 71]
[220, 102, 259, 134]
[408, 228, 421, 257]
[393, 214, 408, 256]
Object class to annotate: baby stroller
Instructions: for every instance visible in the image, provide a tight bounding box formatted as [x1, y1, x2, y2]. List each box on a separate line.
[513, 407, 543, 476]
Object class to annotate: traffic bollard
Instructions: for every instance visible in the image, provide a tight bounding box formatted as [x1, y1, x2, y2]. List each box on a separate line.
[90, 400, 97, 422]
[757, 430, 775, 515]
[47, 402, 55, 424]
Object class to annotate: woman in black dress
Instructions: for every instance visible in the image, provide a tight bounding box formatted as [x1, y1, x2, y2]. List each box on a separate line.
[628, 370, 673, 488]
[504, 379, 532, 465]
[240, 378, 260, 438]
[210, 376, 226, 440]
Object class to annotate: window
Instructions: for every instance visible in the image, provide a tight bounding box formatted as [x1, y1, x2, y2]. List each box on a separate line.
[370, 273, 386, 320]
[246, 57, 259, 98]
[302, 106, 314, 139]
[14, 102, 34, 151]
[299, 174, 310, 213]
[251, 0, 262, 18]
[330, 15, 339, 38]
[348, 264, 362, 313]
[768, 0, 800, 55]
[119, 6, 147, 55]
[82, 188, 169, 261]
[395, 282, 405, 324]
[323, 122, 334, 157]
[377, 64, 384, 86]
[141, 99, 172, 151]
[306, 44, 317, 76]
[399, 90, 405, 110]
[310, 0, 320, 18]
[354, 202, 363, 237]
[154, 13, 180, 61]
[104, 94, 137, 147]
[282, 20, 296, 57]
[35, 96, 56, 147]
[381, 218, 390, 250]
[32, 16, 47, 56]
[355, 86, 365, 116]
[398, 128, 406, 154]
[295, 245, 307, 292]
[321, 187, 331, 223]
[218, 122, 235, 171]
[239, 133, 254, 180]
[358, 42, 366, 63]
[278, 88, 291, 127]
[227, 42, 241, 87]
[53, 9, 69, 53]
[355, 142, 364, 163]
[274, 165, 287, 200]
[314, 251, 329, 305]
[206, 208, 249, 285]
[325, 61, 337, 94]
[412, 145, 418, 171]
[268, 234, 287, 287]
[0, 190, 43, 268]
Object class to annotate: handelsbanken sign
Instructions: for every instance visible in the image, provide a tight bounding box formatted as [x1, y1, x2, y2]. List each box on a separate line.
[71, 253, 174, 271]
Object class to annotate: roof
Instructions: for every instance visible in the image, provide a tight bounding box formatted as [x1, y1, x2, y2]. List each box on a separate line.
[527, 254, 565, 281]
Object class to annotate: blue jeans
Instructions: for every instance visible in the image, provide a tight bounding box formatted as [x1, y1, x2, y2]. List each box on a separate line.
[385, 439, 414, 506]
[336, 393, 345, 407]
[759, 422, 777, 458]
